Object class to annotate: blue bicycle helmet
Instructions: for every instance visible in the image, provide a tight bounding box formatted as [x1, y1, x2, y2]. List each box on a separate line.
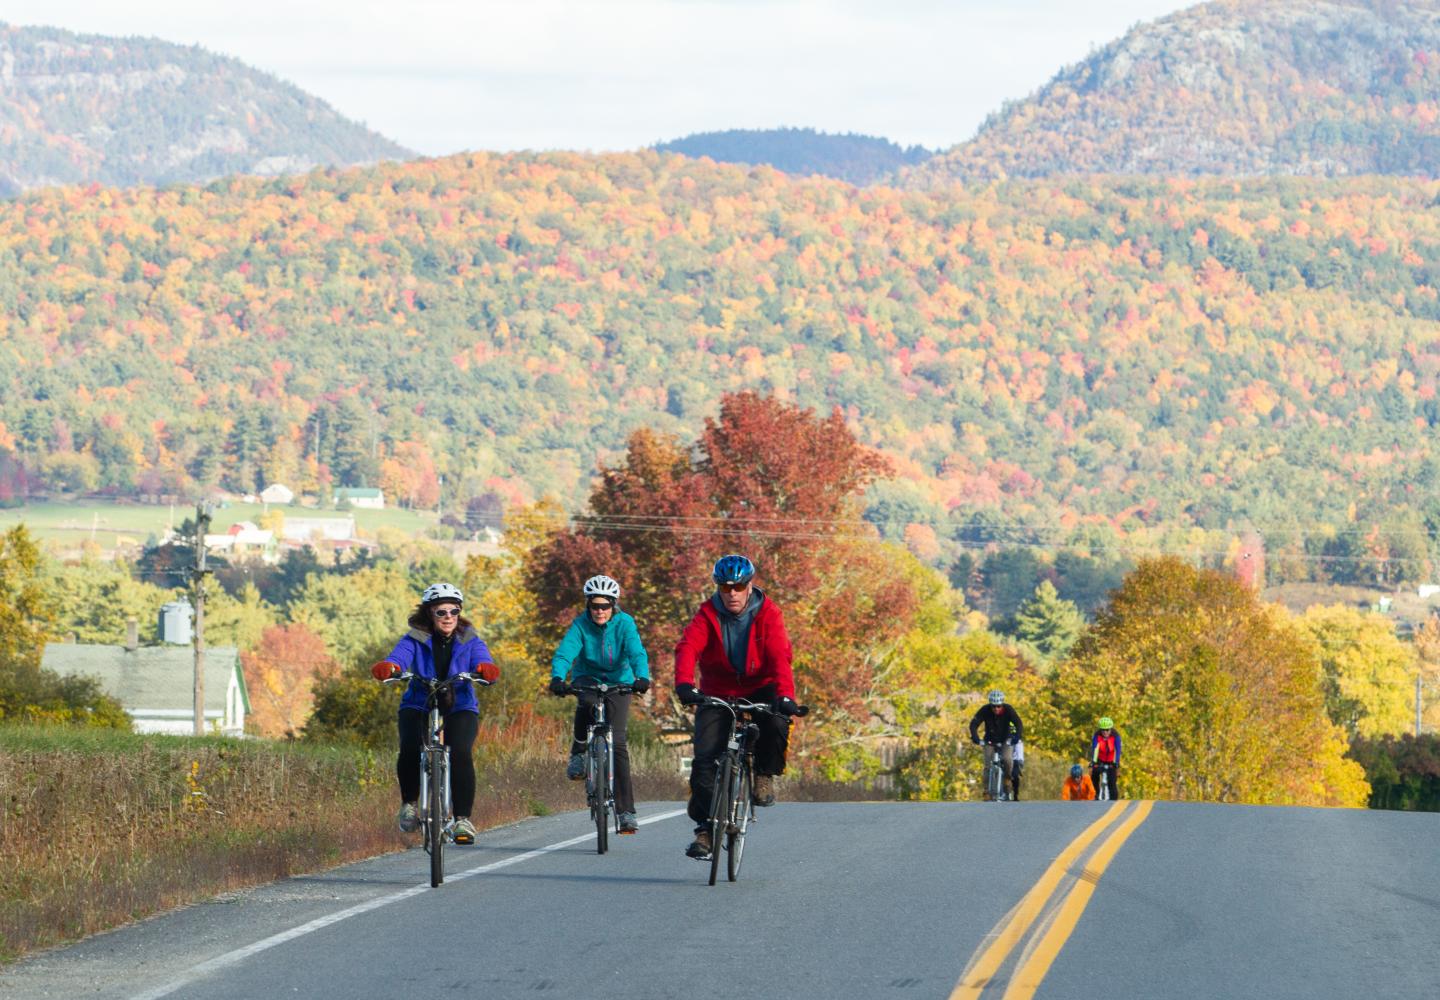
[712, 554, 756, 586]
[1070, 764, 1083, 779]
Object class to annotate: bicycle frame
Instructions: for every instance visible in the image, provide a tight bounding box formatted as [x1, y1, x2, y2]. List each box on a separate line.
[982, 742, 1012, 802]
[1093, 761, 1117, 801]
[383, 670, 491, 886]
[562, 678, 633, 854]
[693, 695, 807, 885]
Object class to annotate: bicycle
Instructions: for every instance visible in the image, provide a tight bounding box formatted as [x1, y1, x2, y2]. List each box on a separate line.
[1093, 761, 1117, 801]
[561, 677, 634, 855]
[383, 670, 491, 887]
[981, 741, 1013, 802]
[693, 695, 808, 886]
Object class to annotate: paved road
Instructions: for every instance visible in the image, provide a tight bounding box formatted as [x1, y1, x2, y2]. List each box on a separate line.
[2, 801, 1436, 999]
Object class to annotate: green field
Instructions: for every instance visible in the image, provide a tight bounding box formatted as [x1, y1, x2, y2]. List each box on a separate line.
[0, 500, 437, 551]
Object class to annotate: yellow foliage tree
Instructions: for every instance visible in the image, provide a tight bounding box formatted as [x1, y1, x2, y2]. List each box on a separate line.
[1047, 558, 1368, 806]
[1294, 605, 1415, 740]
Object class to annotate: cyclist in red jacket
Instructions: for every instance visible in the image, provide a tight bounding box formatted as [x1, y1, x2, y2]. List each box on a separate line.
[1091, 716, 1122, 800]
[674, 554, 800, 860]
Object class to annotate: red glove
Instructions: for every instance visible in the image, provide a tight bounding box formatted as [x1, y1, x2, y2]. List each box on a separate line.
[476, 662, 500, 684]
[371, 661, 401, 681]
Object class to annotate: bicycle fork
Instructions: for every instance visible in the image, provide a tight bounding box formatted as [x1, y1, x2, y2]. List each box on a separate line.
[418, 746, 452, 847]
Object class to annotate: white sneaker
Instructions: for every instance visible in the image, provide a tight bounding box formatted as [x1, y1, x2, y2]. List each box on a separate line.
[452, 817, 477, 844]
[396, 802, 419, 833]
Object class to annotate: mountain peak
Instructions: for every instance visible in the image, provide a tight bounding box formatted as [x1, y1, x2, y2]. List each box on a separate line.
[905, 0, 1440, 186]
[0, 23, 412, 194]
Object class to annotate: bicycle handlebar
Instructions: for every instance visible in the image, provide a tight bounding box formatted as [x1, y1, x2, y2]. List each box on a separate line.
[560, 678, 635, 696]
[382, 671, 493, 690]
[694, 695, 809, 718]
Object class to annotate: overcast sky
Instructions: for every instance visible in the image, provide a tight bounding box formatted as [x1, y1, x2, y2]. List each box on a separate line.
[5, 1, 1191, 155]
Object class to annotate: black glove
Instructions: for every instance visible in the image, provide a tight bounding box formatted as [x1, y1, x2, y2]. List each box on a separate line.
[548, 677, 567, 696]
[971, 736, 982, 745]
[632, 677, 650, 695]
[676, 683, 703, 706]
[774, 697, 800, 717]
[1008, 735, 1020, 746]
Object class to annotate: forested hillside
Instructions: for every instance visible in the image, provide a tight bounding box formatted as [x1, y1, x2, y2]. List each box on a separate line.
[906, 0, 1440, 185]
[655, 127, 933, 185]
[0, 23, 409, 194]
[4, 151, 1440, 578]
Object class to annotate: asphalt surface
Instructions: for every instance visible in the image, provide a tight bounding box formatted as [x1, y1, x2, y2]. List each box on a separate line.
[1, 801, 1436, 1000]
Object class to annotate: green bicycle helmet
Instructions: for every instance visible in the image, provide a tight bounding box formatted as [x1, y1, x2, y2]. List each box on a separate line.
[1098, 716, 1114, 730]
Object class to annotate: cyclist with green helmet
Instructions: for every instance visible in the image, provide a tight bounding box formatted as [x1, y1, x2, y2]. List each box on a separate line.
[548, 574, 651, 835]
[1091, 716, 1122, 800]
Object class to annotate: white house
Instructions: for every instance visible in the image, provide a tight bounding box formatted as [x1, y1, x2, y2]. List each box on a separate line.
[281, 516, 356, 542]
[260, 483, 294, 505]
[333, 487, 384, 510]
[203, 522, 277, 560]
[41, 642, 249, 737]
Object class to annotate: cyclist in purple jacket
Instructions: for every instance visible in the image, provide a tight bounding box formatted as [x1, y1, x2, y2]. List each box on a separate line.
[371, 583, 499, 844]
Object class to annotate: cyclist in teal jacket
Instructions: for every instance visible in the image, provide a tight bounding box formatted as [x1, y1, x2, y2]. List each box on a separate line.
[549, 575, 651, 833]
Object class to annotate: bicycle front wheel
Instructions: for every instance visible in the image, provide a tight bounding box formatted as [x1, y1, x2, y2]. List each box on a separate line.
[727, 760, 752, 882]
[428, 752, 446, 887]
[707, 756, 731, 886]
[591, 735, 610, 855]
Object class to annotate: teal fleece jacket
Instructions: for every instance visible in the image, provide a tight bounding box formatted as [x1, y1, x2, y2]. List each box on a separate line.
[550, 609, 651, 685]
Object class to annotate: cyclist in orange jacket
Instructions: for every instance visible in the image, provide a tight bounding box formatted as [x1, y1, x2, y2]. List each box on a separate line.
[1062, 764, 1096, 800]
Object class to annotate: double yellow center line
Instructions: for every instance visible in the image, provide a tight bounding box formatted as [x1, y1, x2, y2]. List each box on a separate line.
[950, 800, 1155, 1000]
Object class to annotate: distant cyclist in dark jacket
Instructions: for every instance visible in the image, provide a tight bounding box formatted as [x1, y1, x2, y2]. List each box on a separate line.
[674, 554, 800, 860]
[969, 690, 1022, 801]
[1091, 716, 1122, 800]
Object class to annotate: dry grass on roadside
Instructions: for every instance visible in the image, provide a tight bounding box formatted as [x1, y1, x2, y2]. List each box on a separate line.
[0, 725, 678, 964]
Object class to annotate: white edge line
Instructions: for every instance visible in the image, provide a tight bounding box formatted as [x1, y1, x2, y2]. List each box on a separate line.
[130, 807, 688, 1000]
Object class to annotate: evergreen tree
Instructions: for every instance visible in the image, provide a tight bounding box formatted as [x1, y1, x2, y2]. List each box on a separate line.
[1013, 580, 1085, 663]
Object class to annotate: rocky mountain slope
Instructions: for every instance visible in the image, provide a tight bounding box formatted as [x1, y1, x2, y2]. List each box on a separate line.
[0, 23, 411, 194]
[905, 0, 1440, 185]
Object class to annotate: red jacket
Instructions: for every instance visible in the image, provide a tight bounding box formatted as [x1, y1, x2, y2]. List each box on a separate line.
[673, 595, 795, 700]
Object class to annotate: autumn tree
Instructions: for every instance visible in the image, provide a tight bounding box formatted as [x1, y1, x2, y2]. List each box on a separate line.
[1294, 605, 1414, 740]
[0, 526, 127, 727]
[527, 392, 934, 729]
[242, 622, 338, 738]
[1046, 557, 1367, 806]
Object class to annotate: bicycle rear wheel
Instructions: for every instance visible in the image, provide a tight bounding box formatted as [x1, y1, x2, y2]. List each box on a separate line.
[707, 756, 731, 886]
[591, 734, 610, 854]
[727, 760, 752, 882]
[428, 752, 446, 887]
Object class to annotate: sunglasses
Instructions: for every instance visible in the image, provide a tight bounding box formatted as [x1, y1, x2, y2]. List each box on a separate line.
[587, 601, 614, 612]
[717, 582, 750, 594]
[431, 607, 461, 619]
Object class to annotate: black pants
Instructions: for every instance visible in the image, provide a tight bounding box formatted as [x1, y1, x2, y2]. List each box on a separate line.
[571, 690, 635, 815]
[1092, 763, 1120, 800]
[398, 709, 478, 817]
[687, 689, 790, 826]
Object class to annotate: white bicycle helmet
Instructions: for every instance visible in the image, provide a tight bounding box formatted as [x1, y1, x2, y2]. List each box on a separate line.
[987, 689, 1005, 705]
[582, 575, 621, 600]
[422, 582, 463, 605]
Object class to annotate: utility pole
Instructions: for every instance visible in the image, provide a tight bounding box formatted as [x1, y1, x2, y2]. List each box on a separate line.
[1418, 673, 1425, 738]
[191, 501, 213, 736]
